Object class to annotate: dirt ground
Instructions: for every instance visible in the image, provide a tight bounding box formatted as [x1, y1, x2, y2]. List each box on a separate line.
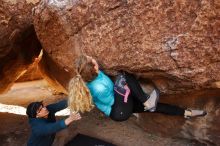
[0, 80, 200, 146]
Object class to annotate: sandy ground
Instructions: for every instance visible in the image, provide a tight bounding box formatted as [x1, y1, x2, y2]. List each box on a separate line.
[0, 80, 199, 146]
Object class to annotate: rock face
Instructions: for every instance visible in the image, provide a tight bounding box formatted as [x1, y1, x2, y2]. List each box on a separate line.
[0, 0, 41, 93]
[16, 64, 42, 82]
[138, 89, 220, 146]
[34, 0, 220, 93]
[33, 0, 220, 145]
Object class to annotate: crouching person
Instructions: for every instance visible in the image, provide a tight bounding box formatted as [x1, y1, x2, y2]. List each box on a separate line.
[26, 100, 81, 146]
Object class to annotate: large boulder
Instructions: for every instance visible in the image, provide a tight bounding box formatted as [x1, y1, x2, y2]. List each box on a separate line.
[33, 0, 220, 93]
[33, 0, 220, 145]
[0, 0, 41, 93]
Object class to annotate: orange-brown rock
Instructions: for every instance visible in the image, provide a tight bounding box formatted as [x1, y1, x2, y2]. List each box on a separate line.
[33, 0, 220, 145]
[138, 88, 220, 145]
[16, 64, 42, 82]
[38, 51, 70, 94]
[0, 0, 41, 93]
[34, 0, 220, 94]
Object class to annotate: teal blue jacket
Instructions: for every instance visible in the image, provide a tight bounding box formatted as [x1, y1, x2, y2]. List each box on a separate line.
[87, 71, 114, 116]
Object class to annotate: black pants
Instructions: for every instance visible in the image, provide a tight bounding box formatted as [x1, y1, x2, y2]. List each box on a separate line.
[110, 73, 185, 121]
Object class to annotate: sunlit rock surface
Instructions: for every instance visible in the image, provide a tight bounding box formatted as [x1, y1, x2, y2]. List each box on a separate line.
[16, 64, 42, 82]
[0, 0, 41, 93]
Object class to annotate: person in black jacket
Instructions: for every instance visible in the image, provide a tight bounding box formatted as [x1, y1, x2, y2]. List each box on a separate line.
[26, 100, 81, 146]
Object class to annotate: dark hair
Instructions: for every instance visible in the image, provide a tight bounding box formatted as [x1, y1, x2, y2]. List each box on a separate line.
[76, 55, 98, 82]
[26, 101, 43, 118]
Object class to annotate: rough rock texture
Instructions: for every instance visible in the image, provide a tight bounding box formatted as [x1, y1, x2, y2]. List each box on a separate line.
[34, 0, 220, 93]
[33, 0, 220, 145]
[138, 88, 220, 146]
[16, 64, 42, 82]
[38, 50, 70, 94]
[0, 0, 41, 93]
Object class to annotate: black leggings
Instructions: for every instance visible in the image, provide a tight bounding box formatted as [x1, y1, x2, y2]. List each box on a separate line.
[110, 73, 185, 121]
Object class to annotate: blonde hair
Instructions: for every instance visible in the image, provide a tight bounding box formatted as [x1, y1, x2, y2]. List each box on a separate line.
[68, 55, 97, 113]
